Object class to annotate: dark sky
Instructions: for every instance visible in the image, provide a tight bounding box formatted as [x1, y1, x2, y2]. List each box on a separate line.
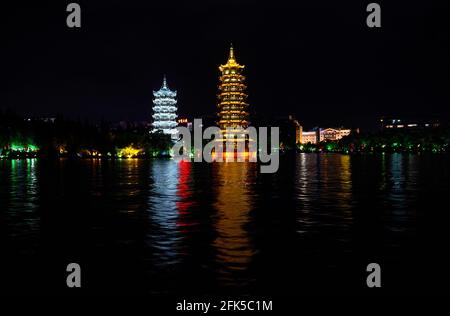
[4, 0, 449, 130]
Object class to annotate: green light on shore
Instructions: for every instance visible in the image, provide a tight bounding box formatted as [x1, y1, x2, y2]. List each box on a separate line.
[28, 144, 39, 151]
[10, 143, 39, 152]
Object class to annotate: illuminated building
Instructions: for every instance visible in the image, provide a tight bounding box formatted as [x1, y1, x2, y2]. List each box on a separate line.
[152, 75, 178, 139]
[301, 127, 352, 144]
[380, 118, 441, 130]
[177, 118, 188, 125]
[217, 44, 249, 142]
[301, 131, 318, 144]
[177, 117, 192, 131]
[294, 118, 303, 145]
[320, 128, 352, 142]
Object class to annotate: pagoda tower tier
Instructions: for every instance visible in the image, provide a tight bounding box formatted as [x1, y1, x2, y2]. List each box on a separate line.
[217, 44, 249, 131]
[152, 76, 178, 139]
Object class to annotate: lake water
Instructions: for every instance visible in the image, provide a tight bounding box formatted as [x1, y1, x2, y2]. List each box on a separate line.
[1, 153, 450, 296]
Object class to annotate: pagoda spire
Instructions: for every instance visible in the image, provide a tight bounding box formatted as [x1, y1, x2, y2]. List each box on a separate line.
[162, 74, 168, 89]
[220, 44, 244, 71]
[229, 43, 235, 61]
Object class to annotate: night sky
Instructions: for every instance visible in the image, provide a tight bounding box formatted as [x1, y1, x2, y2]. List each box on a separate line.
[4, 0, 449, 130]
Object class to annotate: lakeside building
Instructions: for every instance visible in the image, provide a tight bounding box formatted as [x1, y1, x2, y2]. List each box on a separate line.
[301, 127, 353, 144]
[380, 117, 440, 130]
[291, 115, 303, 145]
[152, 76, 178, 139]
[302, 131, 318, 144]
[320, 127, 352, 142]
[24, 117, 56, 123]
[177, 117, 192, 132]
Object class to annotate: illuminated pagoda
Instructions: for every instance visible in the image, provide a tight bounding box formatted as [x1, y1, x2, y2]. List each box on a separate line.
[217, 44, 249, 141]
[152, 75, 178, 139]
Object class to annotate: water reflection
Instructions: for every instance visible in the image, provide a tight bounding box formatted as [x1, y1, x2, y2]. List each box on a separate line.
[1, 159, 40, 254]
[384, 154, 418, 233]
[176, 161, 197, 232]
[211, 162, 256, 287]
[112, 158, 146, 214]
[1, 154, 449, 295]
[296, 154, 353, 231]
[147, 160, 181, 267]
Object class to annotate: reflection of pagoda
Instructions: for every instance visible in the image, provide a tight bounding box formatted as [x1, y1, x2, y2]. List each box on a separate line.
[213, 163, 255, 282]
[217, 44, 249, 140]
[152, 75, 178, 139]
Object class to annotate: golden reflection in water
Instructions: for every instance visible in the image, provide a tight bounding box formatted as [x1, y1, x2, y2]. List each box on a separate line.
[337, 154, 352, 212]
[116, 159, 144, 213]
[296, 153, 313, 208]
[212, 162, 256, 278]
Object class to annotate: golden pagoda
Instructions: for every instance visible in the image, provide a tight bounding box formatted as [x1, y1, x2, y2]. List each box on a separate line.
[217, 44, 249, 135]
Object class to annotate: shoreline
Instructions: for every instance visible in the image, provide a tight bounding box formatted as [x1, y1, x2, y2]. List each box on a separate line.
[1, 150, 448, 161]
